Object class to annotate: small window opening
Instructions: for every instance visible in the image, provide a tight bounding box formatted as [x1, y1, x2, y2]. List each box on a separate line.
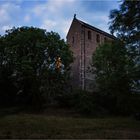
[96, 34, 100, 43]
[88, 31, 91, 40]
[72, 36, 74, 43]
[104, 37, 107, 42]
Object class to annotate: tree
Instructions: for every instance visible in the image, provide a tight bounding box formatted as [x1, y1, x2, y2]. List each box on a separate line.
[0, 27, 73, 107]
[91, 41, 133, 113]
[40, 32, 73, 103]
[109, 0, 140, 92]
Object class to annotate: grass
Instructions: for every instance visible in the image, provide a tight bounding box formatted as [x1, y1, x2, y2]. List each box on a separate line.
[0, 108, 140, 139]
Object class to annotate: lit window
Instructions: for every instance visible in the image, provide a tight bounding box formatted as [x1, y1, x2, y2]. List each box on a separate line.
[96, 34, 100, 43]
[88, 31, 91, 40]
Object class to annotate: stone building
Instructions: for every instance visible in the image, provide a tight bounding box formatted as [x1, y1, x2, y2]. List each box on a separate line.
[66, 15, 116, 91]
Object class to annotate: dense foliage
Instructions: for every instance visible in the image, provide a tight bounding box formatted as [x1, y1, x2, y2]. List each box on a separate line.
[91, 41, 134, 114]
[92, 41, 133, 94]
[0, 27, 73, 108]
[89, 1, 140, 115]
[109, 0, 140, 91]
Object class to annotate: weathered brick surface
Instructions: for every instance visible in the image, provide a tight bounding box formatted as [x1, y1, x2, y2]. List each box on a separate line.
[67, 19, 81, 88]
[67, 17, 114, 91]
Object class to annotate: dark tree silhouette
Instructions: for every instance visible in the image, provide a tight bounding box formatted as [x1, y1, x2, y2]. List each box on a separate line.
[0, 27, 73, 108]
[109, 1, 140, 92]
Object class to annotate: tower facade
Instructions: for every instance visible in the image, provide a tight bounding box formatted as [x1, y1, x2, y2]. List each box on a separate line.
[67, 16, 115, 91]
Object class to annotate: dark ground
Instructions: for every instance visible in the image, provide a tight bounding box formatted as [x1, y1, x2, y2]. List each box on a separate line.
[0, 106, 140, 139]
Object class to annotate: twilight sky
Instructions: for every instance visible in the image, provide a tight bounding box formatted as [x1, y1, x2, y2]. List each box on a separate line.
[0, 0, 120, 39]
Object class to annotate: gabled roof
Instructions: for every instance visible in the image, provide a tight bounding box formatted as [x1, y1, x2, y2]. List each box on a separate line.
[75, 17, 116, 39]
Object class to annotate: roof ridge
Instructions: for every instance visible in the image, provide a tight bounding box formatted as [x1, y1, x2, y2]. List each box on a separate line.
[75, 18, 116, 39]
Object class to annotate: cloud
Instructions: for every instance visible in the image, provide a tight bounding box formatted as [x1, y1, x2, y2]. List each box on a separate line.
[41, 19, 57, 30]
[33, 0, 75, 16]
[41, 19, 71, 38]
[32, 0, 77, 39]
[31, 0, 117, 39]
[0, 3, 11, 24]
[24, 15, 31, 23]
[0, 0, 119, 38]
[0, 2, 21, 34]
[0, 10, 9, 25]
[80, 12, 110, 32]
[1, 25, 13, 32]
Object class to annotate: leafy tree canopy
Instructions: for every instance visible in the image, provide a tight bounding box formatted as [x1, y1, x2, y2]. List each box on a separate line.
[109, 0, 140, 92]
[109, 1, 140, 47]
[0, 27, 73, 106]
[92, 41, 133, 95]
[91, 41, 135, 114]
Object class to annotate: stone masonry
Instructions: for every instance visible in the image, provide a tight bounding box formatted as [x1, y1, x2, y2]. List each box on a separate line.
[66, 15, 115, 91]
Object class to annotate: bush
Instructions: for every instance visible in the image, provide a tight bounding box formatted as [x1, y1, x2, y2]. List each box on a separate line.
[57, 89, 109, 116]
[57, 88, 140, 116]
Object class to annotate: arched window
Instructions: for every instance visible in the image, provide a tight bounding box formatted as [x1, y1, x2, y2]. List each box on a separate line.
[72, 36, 74, 44]
[96, 34, 100, 43]
[88, 31, 91, 40]
[104, 37, 108, 42]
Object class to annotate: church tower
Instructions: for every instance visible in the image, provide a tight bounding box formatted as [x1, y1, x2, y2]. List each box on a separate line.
[67, 15, 115, 91]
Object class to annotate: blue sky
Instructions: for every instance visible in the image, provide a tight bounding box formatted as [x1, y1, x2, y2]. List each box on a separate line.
[0, 0, 120, 39]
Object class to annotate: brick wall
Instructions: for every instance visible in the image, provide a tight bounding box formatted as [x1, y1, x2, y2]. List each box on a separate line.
[67, 19, 82, 89]
[67, 18, 114, 91]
